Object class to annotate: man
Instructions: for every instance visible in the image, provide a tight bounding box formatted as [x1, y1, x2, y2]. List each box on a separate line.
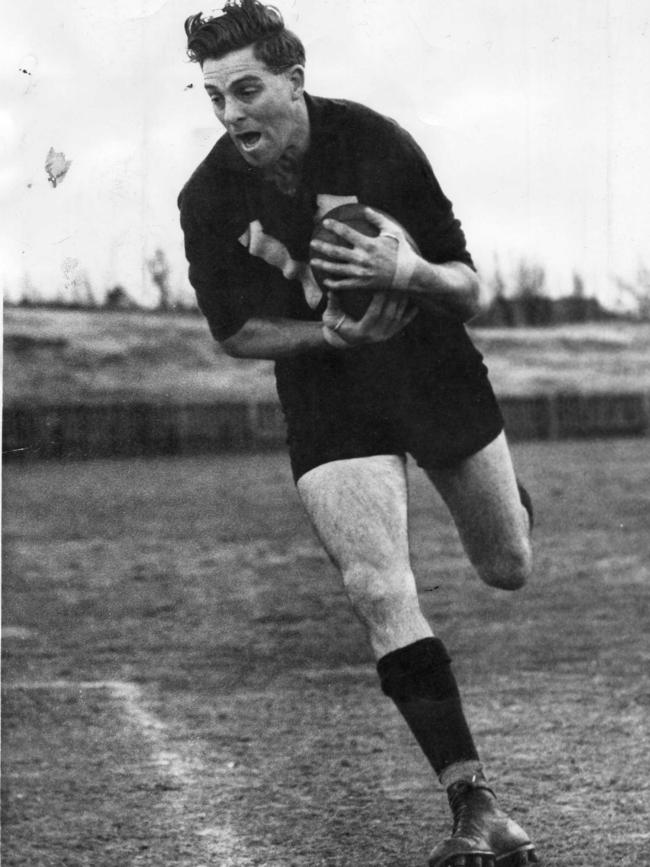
[179, 2, 539, 865]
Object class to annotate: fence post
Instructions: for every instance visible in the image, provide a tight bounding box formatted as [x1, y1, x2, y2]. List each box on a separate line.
[547, 394, 560, 440]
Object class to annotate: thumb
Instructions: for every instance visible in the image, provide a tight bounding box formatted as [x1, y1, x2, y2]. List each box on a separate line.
[325, 291, 343, 316]
[323, 291, 344, 325]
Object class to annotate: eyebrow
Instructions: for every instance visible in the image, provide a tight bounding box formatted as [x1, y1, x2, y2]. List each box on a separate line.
[203, 74, 261, 93]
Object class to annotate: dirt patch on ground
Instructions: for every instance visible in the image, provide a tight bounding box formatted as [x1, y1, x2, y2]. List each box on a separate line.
[2, 441, 649, 865]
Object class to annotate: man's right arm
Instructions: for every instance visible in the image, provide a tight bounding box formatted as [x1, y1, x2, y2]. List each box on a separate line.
[179, 182, 415, 361]
[180, 201, 330, 359]
[221, 292, 417, 360]
[221, 317, 328, 359]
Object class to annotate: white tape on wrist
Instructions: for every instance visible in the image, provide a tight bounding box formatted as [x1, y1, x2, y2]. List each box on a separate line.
[322, 325, 351, 349]
[392, 236, 419, 291]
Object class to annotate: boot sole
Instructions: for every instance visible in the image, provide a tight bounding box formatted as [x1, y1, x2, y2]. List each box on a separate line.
[429, 848, 537, 867]
[429, 851, 493, 867]
[496, 844, 538, 866]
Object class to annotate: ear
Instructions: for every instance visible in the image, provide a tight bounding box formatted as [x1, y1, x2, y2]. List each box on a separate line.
[287, 64, 305, 99]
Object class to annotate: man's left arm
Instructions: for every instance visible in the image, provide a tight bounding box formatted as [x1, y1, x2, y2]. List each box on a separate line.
[393, 250, 480, 322]
[309, 114, 483, 322]
[310, 208, 480, 323]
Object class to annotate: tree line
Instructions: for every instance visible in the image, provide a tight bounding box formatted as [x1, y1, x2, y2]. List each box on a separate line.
[9, 252, 650, 324]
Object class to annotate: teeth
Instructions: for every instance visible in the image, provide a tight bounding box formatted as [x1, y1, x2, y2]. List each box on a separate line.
[239, 133, 260, 148]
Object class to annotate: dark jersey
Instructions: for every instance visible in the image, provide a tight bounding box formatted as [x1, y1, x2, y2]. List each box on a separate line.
[179, 94, 490, 430]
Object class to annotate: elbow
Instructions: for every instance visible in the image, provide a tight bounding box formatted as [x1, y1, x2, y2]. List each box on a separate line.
[220, 320, 262, 358]
[219, 317, 260, 357]
[459, 270, 481, 322]
[221, 335, 246, 358]
[440, 261, 481, 322]
[220, 325, 250, 357]
[464, 291, 481, 322]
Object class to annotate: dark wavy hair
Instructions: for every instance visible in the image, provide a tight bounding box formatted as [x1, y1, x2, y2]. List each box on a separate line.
[184, 0, 305, 70]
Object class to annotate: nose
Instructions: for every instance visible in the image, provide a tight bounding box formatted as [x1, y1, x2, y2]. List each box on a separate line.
[222, 96, 245, 126]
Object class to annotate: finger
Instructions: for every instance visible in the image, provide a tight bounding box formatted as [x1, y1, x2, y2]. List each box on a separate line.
[322, 276, 368, 291]
[325, 290, 341, 310]
[382, 297, 414, 338]
[357, 291, 389, 327]
[356, 291, 384, 318]
[312, 260, 365, 277]
[382, 290, 411, 318]
[323, 294, 361, 330]
[391, 298, 407, 321]
[362, 207, 401, 239]
[323, 291, 343, 317]
[394, 293, 411, 318]
[381, 299, 418, 336]
[362, 206, 391, 230]
[382, 289, 415, 318]
[309, 239, 360, 263]
[379, 292, 401, 320]
[321, 218, 372, 249]
[404, 305, 419, 324]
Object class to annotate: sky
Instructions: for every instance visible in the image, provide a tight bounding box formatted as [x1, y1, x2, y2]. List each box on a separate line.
[2, 0, 649, 308]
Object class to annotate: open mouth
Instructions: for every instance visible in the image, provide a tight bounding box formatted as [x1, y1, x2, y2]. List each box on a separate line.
[237, 132, 262, 150]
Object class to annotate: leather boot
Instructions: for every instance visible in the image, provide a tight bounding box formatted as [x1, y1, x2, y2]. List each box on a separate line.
[428, 779, 538, 867]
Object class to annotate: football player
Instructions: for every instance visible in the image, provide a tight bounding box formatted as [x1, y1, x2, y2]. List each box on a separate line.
[179, 3, 538, 864]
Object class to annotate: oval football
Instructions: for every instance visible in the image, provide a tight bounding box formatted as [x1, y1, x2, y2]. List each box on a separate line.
[311, 204, 381, 320]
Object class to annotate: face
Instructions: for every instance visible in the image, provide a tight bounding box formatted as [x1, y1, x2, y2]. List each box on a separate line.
[203, 45, 305, 168]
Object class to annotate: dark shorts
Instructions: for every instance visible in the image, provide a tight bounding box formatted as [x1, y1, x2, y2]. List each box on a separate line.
[276, 330, 504, 483]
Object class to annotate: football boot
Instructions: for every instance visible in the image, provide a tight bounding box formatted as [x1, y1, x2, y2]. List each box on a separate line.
[428, 778, 538, 867]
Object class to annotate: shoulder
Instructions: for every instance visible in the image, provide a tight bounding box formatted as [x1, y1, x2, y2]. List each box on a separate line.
[178, 134, 226, 200]
[308, 93, 395, 129]
[309, 94, 427, 169]
[177, 134, 247, 231]
[309, 94, 405, 142]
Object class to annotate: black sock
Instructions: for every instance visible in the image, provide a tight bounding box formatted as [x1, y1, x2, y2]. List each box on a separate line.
[377, 637, 479, 778]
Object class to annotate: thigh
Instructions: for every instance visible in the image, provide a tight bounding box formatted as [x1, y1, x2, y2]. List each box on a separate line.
[296, 454, 411, 576]
[278, 355, 403, 483]
[425, 431, 530, 570]
[401, 374, 505, 473]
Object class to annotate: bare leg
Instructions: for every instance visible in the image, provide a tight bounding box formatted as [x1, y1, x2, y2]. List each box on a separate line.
[297, 454, 432, 659]
[426, 432, 533, 590]
[298, 448, 537, 866]
[297, 453, 481, 777]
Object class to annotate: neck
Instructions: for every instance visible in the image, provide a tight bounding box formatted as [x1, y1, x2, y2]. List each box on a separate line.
[285, 96, 310, 162]
[265, 98, 310, 195]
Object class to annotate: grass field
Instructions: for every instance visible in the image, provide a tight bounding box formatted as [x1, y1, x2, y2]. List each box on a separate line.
[2, 441, 649, 866]
[4, 307, 650, 405]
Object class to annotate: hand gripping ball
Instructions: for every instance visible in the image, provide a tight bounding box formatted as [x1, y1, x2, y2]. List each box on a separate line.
[310, 203, 419, 320]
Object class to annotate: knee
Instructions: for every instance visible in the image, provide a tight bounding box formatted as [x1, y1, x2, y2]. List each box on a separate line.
[341, 565, 419, 626]
[476, 540, 533, 591]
